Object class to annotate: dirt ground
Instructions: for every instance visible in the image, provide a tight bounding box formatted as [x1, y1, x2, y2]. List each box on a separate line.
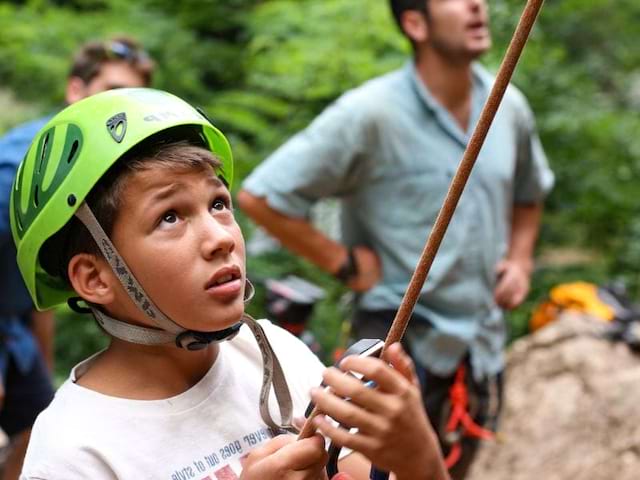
[466, 313, 640, 480]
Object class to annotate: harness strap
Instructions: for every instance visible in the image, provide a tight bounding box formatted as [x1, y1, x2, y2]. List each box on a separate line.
[444, 365, 495, 469]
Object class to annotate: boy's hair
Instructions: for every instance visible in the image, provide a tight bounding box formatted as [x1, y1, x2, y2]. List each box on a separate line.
[69, 35, 154, 86]
[40, 136, 221, 284]
[389, 0, 430, 32]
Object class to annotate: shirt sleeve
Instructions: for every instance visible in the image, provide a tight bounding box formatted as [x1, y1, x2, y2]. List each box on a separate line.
[0, 118, 47, 246]
[512, 94, 555, 204]
[242, 92, 371, 219]
[20, 416, 120, 480]
[0, 162, 17, 248]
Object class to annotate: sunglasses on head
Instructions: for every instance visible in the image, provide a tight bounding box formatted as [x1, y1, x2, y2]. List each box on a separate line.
[105, 41, 150, 64]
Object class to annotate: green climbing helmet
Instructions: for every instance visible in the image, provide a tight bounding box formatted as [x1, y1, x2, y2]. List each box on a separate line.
[10, 88, 234, 311]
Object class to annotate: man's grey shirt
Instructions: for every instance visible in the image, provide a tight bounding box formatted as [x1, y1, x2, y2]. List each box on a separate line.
[243, 62, 554, 379]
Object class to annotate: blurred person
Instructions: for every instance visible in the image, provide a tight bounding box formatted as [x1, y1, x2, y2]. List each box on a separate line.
[238, 0, 553, 477]
[0, 35, 153, 479]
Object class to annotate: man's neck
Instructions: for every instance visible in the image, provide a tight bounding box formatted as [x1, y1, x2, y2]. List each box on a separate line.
[76, 339, 220, 400]
[415, 49, 475, 132]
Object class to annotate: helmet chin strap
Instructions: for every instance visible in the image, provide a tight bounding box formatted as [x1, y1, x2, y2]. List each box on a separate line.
[73, 202, 297, 432]
[74, 202, 241, 349]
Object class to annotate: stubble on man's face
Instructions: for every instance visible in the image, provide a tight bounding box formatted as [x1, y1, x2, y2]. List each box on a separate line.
[425, 0, 492, 63]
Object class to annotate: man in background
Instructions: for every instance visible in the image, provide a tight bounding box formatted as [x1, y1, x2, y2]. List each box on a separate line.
[238, 0, 553, 477]
[0, 36, 153, 479]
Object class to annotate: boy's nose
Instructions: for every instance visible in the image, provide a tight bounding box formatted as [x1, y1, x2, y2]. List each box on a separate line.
[199, 216, 235, 259]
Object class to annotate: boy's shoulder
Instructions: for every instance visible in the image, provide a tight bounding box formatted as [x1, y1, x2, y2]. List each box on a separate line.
[21, 320, 326, 478]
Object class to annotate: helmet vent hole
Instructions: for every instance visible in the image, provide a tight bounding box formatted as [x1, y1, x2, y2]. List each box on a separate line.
[38, 133, 50, 173]
[67, 140, 79, 164]
[34, 185, 40, 207]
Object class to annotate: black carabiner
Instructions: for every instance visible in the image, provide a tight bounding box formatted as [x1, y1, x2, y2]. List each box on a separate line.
[304, 339, 389, 480]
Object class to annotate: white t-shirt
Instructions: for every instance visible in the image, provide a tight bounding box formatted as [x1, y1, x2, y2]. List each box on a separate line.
[20, 321, 326, 480]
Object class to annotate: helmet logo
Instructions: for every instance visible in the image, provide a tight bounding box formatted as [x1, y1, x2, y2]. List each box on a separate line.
[106, 112, 127, 143]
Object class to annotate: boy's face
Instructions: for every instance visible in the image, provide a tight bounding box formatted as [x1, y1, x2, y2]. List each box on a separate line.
[106, 164, 246, 333]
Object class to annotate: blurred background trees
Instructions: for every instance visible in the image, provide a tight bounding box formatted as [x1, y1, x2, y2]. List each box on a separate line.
[1, 0, 639, 380]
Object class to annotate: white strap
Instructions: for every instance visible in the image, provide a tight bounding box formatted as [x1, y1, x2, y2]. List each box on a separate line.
[242, 314, 297, 433]
[75, 202, 183, 334]
[92, 307, 176, 345]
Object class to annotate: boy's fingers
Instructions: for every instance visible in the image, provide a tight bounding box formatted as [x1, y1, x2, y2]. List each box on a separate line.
[339, 355, 408, 394]
[249, 433, 295, 458]
[312, 415, 376, 456]
[256, 434, 327, 473]
[277, 434, 328, 471]
[331, 474, 354, 480]
[385, 343, 420, 387]
[321, 368, 389, 413]
[310, 385, 386, 433]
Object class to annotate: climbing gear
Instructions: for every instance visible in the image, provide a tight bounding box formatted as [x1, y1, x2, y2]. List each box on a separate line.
[10, 89, 231, 345]
[10, 88, 298, 432]
[304, 338, 389, 480]
[265, 275, 324, 336]
[442, 365, 495, 469]
[11, 88, 233, 311]
[530, 282, 617, 332]
[10, 87, 237, 345]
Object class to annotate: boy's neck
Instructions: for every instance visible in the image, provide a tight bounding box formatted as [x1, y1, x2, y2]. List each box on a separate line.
[76, 339, 221, 400]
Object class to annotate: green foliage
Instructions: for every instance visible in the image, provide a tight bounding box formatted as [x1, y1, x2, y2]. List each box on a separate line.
[2, 0, 640, 374]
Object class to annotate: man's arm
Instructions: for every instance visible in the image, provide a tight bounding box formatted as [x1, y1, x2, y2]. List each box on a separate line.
[237, 191, 381, 292]
[494, 202, 542, 310]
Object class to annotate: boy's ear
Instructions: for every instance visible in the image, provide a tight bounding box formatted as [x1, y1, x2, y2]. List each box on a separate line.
[67, 253, 116, 306]
[401, 10, 429, 44]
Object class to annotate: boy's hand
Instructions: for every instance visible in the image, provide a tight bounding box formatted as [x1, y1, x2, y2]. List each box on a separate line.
[310, 343, 449, 480]
[240, 433, 328, 480]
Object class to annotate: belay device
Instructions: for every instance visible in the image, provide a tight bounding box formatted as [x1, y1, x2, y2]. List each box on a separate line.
[304, 338, 388, 480]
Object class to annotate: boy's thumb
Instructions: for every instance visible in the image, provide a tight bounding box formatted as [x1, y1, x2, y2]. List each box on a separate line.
[331, 474, 354, 480]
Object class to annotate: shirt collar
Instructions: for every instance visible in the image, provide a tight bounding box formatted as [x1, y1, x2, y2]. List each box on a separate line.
[404, 60, 491, 147]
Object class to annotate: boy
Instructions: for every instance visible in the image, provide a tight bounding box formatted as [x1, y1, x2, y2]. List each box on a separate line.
[11, 88, 448, 479]
[0, 36, 153, 479]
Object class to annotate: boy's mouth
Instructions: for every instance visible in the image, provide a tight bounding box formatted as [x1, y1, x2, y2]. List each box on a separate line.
[205, 265, 242, 290]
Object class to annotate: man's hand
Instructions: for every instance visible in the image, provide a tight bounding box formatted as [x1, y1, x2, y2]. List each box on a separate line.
[494, 258, 532, 310]
[346, 246, 382, 292]
[310, 343, 449, 480]
[240, 433, 328, 480]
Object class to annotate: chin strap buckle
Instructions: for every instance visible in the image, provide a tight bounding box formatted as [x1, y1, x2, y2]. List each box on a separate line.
[175, 324, 243, 350]
[443, 365, 495, 469]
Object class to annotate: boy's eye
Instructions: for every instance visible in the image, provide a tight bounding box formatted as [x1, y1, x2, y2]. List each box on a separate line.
[211, 197, 229, 211]
[161, 211, 178, 224]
